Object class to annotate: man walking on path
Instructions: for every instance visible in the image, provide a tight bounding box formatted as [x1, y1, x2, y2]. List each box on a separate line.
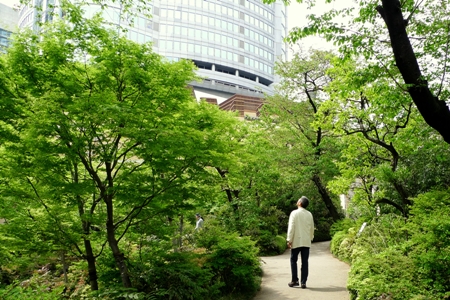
[253, 241, 350, 300]
[286, 196, 314, 288]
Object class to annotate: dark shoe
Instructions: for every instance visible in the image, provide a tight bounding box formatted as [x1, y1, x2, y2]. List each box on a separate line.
[288, 281, 299, 287]
[301, 283, 306, 289]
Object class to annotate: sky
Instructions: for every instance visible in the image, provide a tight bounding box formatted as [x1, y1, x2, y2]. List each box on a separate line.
[0, 0, 18, 7]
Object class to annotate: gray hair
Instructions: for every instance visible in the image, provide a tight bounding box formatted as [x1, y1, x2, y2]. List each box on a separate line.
[297, 196, 310, 209]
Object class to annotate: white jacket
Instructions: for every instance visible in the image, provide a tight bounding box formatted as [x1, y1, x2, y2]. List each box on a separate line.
[286, 207, 314, 248]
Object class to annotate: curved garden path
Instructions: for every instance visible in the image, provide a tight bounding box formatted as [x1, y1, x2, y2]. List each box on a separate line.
[253, 241, 350, 300]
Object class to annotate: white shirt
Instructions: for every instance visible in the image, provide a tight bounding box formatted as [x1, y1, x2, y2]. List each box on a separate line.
[286, 207, 314, 248]
[195, 218, 204, 230]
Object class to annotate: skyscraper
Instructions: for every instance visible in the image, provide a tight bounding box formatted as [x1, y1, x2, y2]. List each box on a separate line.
[18, 0, 287, 107]
[0, 3, 19, 51]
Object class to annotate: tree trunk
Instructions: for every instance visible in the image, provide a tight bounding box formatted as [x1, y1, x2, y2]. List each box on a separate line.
[311, 174, 341, 221]
[377, 0, 450, 144]
[84, 239, 99, 290]
[74, 163, 99, 291]
[105, 197, 132, 288]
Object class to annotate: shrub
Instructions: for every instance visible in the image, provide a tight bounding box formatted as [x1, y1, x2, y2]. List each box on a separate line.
[330, 218, 361, 237]
[198, 230, 261, 297]
[347, 247, 420, 300]
[407, 190, 450, 298]
[255, 231, 286, 255]
[134, 251, 220, 300]
[274, 235, 287, 254]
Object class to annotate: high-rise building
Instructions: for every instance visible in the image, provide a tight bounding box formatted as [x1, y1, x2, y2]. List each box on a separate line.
[18, 0, 287, 109]
[0, 3, 19, 51]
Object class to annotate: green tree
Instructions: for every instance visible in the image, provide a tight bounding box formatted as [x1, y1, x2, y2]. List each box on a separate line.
[1, 8, 241, 290]
[264, 0, 450, 143]
[317, 56, 450, 217]
[260, 50, 342, 222]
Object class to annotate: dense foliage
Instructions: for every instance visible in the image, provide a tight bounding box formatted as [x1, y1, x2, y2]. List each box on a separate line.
[0, 3, 326, 299]
[2, 0, 450, 299]
[331, 190, 450, 299]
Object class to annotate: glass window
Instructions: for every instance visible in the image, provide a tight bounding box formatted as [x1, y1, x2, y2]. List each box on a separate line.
[208, 31, 214, 40]
[202, 15, 208, 24]
[181, 27, 187, 36]
[188, 28, 195, 37]
[189, 12, 195, 22]
[174, 26, 180, 35]
[208, 47, 214, 56]
[167, 9, 174, 19]
[188, 43, 194, 52]
[209, 17, 214, 26]
[167, 25, 173, 35]
[215, 33, 220, 43]
[138, 33, 145, 43]
[161, 9, 167, 18]
[215, 48, 220, 57]
[221, 35, 226, 44]
[195, 44, 201, 53]
[221, 50, 227, 59]
[195, 29, 201, 39]
[174, 41, 180, 50]
[174, 10, 181, 19]
[202, 46, 208, 55]
[202, 30, 208, 39]
[166, 40, 173, 50]
[138, 17, 145, 29]
[182, 11, 188, 20]
[160, 40, 166, 49]
[181, 42, 187, 52]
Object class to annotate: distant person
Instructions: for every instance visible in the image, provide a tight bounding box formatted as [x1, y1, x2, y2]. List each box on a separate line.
[195, 213, 204, 231]
[286, 196, 314, 289]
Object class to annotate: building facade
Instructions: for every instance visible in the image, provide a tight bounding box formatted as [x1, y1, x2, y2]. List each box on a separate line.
[0, 3, 19, 51]
[18, 0, 287, 109]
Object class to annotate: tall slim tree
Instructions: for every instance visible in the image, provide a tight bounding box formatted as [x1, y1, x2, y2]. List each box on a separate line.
[260, 50, 341, 221]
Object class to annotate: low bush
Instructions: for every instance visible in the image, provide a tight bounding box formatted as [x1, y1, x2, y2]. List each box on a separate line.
[407, 190, 450, 299]
[255, 231, 286, 255]
[274, 235, 287, 254]
[197, 229, 261, 298]
[347, 247, 420, 300]
[135, 251, 220, 300]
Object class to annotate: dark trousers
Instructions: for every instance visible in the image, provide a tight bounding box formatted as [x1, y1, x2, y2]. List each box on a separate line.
[290, 247, 310, 283]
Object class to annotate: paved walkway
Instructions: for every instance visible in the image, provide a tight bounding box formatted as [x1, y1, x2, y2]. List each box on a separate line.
[253, 241, 350, 300]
